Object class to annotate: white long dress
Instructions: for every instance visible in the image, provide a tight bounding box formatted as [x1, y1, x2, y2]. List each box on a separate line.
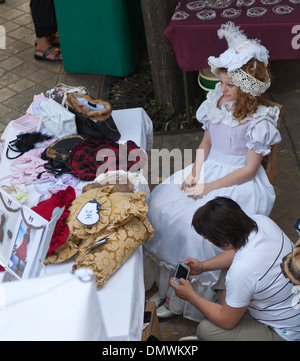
[143, 83, 282, 322]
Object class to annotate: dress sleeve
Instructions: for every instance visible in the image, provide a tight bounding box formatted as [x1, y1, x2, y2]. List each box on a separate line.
[245, 107, 282, 156]
[196, 101, 210, 130]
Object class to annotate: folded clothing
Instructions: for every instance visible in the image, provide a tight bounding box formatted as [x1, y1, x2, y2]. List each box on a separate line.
[31, 186, 76, 255]
[45, 185, 153, 289]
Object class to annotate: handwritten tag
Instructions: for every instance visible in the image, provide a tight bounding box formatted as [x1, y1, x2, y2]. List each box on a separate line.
[76, 199, 101, 225]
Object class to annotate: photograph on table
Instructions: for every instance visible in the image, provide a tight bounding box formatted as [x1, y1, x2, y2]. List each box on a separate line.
[9, 222, 35, 278]
[0, 189, 22, 269]
[8, 211, 47, 280]
[0, 189, 51, 281]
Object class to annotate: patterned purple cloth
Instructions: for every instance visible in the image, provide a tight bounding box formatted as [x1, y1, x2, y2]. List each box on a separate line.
[164, 0, 300, 70]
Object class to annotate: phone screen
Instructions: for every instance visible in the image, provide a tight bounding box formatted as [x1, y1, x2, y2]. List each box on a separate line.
[175, 264, 188, 279]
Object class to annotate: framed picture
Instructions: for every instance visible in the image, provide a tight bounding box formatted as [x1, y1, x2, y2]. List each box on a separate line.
[0, 189, 64, 281]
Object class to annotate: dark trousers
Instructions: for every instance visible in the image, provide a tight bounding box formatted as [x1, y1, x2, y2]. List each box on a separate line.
[30, 0, 57, 38]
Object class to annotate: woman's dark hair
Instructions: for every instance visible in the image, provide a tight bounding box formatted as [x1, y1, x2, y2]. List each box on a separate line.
[192, 197, 258, 250]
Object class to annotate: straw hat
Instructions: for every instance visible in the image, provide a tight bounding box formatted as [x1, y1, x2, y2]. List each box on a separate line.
[281, 239, 300, 285]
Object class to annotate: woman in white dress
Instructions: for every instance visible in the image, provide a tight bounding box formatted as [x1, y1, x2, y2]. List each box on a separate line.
[143, 22, 282, 322]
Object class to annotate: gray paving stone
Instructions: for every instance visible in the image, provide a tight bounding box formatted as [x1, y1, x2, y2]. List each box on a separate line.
[8, 77, 35, 92]
[0, 86, 16, 101]
[0, 8, 24, 21]
[0, 55, 23, 70]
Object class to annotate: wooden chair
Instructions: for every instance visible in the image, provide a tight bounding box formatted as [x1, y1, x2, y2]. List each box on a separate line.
[261, 100, 283, 184]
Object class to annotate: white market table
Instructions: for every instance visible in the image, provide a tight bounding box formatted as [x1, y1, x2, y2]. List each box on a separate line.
[0, 106, 153, 341]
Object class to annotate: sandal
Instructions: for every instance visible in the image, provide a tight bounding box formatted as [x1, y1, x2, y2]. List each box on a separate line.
[34, 47, 62, 62]
[34, 34, 60, 48]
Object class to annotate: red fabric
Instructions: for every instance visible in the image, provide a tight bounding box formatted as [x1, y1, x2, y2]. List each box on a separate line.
[68, 138, 147, 181]
[31, 186, 76, 255]
[164, 0, 300, 71]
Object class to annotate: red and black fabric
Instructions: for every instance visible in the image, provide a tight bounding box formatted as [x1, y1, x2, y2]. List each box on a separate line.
[31, 186, 76, 255]
[68, 138, 147, 181]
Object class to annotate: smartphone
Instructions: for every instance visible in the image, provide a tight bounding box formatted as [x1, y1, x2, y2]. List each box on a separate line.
[173, 261, 190, 285]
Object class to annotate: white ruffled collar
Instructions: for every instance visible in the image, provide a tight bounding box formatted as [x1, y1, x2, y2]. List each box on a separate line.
[203, 82, 279, 127]
[203, 83, 242, 127]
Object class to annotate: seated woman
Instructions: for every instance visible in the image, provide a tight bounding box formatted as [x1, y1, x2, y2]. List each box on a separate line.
[143, 22, 282, 320]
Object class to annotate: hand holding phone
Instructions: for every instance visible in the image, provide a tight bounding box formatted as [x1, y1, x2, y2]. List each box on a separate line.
[172, 261, 190, 285]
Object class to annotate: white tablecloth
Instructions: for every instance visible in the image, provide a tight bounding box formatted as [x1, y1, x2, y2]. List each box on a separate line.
[0, 107, 153, 341]
[0, 269, 106, 341]
[45, 247, 145, 341]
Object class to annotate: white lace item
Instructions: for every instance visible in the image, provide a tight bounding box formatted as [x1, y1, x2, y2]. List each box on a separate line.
[228, 68, 271, 96]
[208, 22, 269, 71]
[208, 22, 271, 96]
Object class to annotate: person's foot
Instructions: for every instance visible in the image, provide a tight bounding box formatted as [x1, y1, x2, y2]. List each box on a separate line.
[35, 37, 62, 60]
[34, 47, 62, 62]
[35, 33, 60, 48]
[156, 303, 176, 318]
[148, 291, 166, 308]
[48, 33, 60, 47]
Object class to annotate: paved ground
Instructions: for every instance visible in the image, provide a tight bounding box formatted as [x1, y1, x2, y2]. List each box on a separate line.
[0, 0, 299, 341]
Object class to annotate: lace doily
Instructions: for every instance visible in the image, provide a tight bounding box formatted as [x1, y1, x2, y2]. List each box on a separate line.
[228, 68, 271, 96]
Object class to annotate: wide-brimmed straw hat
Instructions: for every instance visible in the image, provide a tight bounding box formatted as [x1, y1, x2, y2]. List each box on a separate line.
[281, 238, 300, 285]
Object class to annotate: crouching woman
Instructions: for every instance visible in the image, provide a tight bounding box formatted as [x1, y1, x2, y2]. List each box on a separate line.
[170, 196, 300, 341]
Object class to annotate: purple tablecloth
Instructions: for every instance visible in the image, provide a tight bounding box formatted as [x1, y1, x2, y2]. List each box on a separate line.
[164, 0, 300, 70]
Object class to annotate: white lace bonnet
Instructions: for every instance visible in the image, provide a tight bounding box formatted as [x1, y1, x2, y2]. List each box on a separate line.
[208, 22, 271, 96]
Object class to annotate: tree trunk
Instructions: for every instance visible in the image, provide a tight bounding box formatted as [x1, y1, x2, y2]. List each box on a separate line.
[141, 0, 186, 112]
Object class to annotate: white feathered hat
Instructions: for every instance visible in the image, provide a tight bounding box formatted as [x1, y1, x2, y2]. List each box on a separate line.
[208, 22, 269, 73]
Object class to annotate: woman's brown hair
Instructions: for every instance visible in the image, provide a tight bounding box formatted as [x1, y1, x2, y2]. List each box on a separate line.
[217, 58, 271, 122]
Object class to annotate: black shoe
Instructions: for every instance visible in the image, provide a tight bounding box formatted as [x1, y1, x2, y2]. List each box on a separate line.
[0, 0, 5, 4]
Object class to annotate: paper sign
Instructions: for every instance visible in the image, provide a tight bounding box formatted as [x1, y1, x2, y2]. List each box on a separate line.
[76, 199, 101, 226]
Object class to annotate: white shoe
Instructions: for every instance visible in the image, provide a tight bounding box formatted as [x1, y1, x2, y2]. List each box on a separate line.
[156, 303, 175, 318]
[148, 291, 166, 308]
[179, 335, 199, 341]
